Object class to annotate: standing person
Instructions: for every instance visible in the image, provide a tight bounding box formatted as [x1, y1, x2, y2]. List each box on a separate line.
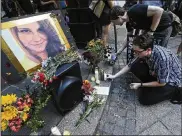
[106, 34, 182, 105]
[10, 19, 65, 70]
[99, 0, 114, 47]
[110, 4, 172, 51]
[115, 0, 138, 55]
[89, 0, 113, 47]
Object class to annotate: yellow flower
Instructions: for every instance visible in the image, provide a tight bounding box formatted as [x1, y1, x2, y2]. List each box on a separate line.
[1, 94, 17, 106]
[22, 112, 28, 121]
[100, 40, 104, 45]
[1, 120, 8, 131]
[23, 105, 30, 112]
[88, 39, 95, 46]
[2, 106, 18, 121]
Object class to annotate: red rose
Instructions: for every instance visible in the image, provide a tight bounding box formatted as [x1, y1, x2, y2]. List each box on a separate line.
[53, 76, 58, 80]
[49, 78, 53, 83]
[43, 80, 49, 86]
[38, 72, 45, 82]
[10, 126, 17, 132]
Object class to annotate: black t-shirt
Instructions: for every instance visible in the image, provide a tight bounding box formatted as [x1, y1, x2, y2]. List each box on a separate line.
[127, 4, 172, 31]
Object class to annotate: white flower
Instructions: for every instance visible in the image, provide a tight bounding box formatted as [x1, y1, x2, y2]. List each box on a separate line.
[83, 95, 89, 101]
[88, 95, 94, 103]
[42, 60, 48, 68]
[31, 80, 36, 83]
[34, 74, 39, 80]
[83, 95, 94, 103]
[101, 98, 105, 103]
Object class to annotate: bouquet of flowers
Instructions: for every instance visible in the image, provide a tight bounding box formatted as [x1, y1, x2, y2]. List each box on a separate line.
[31, 48, 80, 87]
[1, 94, 33, 132]
[82, 39, 105, 67]
[75, 80, 105, 127]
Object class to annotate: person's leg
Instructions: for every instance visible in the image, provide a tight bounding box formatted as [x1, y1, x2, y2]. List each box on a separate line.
[153, 26, 172, 47]
[96, 21, 102, 39]
[138, 84, 176, 105]
[130, 58, 157, 82]
[102, 24, 111, 47]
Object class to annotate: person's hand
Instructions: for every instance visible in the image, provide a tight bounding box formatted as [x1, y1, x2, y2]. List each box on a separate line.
[130, 83, 141, 90]
[142, 30, 154, 36]
[106, 74, 116, 80]
[147, 31, 154, 36]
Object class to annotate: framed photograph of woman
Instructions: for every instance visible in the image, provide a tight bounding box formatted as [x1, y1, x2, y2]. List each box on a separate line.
[1, 11, 72, 72]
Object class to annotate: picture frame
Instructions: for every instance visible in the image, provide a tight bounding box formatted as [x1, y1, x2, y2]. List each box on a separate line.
[1, 10, 74, 73]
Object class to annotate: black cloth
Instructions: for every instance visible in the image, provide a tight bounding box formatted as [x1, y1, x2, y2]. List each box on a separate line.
[127, 4, 172, 32]
[18, 0, 34, 14]
[1, 0, 20, 17]
[99, 0, 111, 26]
[33, 0, 55, 12]
[130, 58, 176, 105]
[124, 0, 138, 10]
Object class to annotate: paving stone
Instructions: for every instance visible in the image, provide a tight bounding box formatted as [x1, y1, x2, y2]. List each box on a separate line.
[106, 114, 117, 124]
[117, 101, 130, 110]
[117, 107, 127, 117]
[103, 122, 115, 134]
[110, 93, 120, 103]
[161, 108, 181, 135]
[136, 105, 158, 134]
[97, 121, 105, 130]
[109, 101, 119, 107]
[115, 117, 126, 127]
[126, 109, 136, 119]
[149, 101, 176, 119]
[139, 121, 172, 135]
[100, 111, 109, 123]
[121, 99, 135, 110]
[111, 88, 120, 94]
[113, 125, 125, 135]
[125, 119, 136, 135]
[108, 106, 119, 116]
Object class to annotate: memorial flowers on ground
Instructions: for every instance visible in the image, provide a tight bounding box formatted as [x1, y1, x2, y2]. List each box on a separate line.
[82, 39, 105, 68]
[1, 48, 81, 133]
[75, 80, 105, 127]
[1, 94, 33, 132]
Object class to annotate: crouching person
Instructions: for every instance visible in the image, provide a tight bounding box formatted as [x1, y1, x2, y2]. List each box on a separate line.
[107, 34, 182, 105]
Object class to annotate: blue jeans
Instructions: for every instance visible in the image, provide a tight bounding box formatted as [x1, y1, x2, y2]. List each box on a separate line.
[153, 26, 173, 47]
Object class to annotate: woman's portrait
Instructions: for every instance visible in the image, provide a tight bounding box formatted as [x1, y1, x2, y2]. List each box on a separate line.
[10, 19, 65, 70]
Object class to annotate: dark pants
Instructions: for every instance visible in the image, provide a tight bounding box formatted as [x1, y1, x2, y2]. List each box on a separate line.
[126, 25, 172, 48]
[130, 59, 176, 105]
[153, 26, 172, 47]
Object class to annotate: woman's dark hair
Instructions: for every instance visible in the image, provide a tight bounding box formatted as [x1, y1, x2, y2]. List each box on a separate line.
[40, 19, 65, 57]
[133, 34, 154, 50]
[12, 19, 65, 62]
[110, 6, 126, 20]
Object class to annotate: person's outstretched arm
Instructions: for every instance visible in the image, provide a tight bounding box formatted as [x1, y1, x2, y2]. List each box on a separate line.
[147, 6, 164, 32]
[116, 37, 127, 56]
[106, 64, 130, 79]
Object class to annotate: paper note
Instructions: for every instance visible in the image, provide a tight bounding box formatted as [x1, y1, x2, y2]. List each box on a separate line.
[94, 86, 110, 95]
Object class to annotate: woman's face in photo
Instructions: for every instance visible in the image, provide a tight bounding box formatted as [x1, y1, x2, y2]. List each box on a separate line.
[16, 22, 48, 53]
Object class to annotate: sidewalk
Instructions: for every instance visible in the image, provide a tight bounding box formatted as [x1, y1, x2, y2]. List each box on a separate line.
[95, 26, 182, 135]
